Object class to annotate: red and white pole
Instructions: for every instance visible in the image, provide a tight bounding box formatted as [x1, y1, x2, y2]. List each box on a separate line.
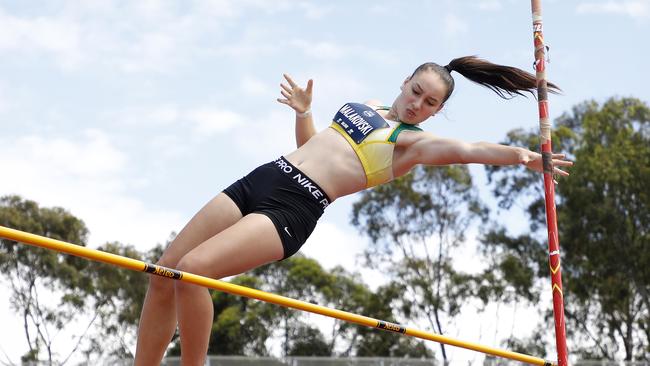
[530, 2, 569, 366]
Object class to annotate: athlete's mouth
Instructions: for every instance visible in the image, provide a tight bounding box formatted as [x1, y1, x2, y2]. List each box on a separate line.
[406, 109, 416, 118]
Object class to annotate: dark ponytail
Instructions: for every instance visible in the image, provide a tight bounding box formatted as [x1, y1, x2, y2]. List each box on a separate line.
[411, 56, 561, 102]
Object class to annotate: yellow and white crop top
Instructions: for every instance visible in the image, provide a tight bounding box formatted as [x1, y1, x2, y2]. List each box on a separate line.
[330, 102, 422, 188]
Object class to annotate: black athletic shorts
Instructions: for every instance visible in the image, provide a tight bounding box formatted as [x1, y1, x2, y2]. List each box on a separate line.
[222, 156, 331, 259]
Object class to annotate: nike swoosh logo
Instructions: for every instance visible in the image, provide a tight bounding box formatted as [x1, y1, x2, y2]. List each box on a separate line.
[284, 226, 292, 237]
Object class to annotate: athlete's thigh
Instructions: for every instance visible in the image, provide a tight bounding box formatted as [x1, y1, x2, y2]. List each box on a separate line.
[176, 213, 284, 279]
[158, 192, 243, 267]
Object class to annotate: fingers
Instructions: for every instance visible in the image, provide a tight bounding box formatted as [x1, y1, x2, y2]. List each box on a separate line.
[283, 73, 297, 88]
[280, 74, 313, 110]
[281, 83, 292, 94]
[554, 167, 570, 177]
[553, 159, 573, 167]
[551, 157, 571, 177]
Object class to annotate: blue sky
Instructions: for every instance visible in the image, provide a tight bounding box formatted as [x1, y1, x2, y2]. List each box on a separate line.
[0, 0, 648, 363]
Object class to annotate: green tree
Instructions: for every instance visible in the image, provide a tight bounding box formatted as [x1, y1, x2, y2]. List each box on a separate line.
[179, 252, 428, 358]
[287, 323, 331, 356]
[0, 195, 92, 365]
[167, 255, 335, 357]
[354, 282, 434, 358]
[320, 266, 375, 356]
[81, 241, 150, 362]
[482, 97, 650, 360]
[0, 195, 150, 364]
[203, 273, 278, 356]
[351, 165, 489, 363]
[253, 255, 334, 356]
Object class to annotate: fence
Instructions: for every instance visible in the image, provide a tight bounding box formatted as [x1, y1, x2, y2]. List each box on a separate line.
[159, 356, 650, 366]
[483, 359, 649, 366]
[161, 356, 438, 366]
[22, 355, 650, 365]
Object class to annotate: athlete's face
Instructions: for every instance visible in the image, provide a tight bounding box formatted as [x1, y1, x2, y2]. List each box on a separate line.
[393, 70, 447, 124]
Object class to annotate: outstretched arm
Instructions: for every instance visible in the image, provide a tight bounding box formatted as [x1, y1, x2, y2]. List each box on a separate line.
[277, 74, 316, 148]
[407, 131, 572, 176]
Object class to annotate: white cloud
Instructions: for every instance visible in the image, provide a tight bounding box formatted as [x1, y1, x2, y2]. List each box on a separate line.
[311, 71, 370, 106]
[0, 9, 84, 69]
[444, 13, 470, 38]
[369, 4, 390, 14]
[187, 108, 244, 137]
[148, 134, 190, 159]
[113, 105, 180, 128]
[577, 0, 650, 19]
[241, 75, 273, 96]
[298, 2, 333, 19]
[0, 1, 285, 73]
[290, 39, 345, 60]
[114, 31, 184, 73]
[302, 221, 365, 270]
[194, 0, 278, 19]
[0, 84, 9, 114]
[212, 42, 279, 58]
[115, 104, 243, 138]
[302, 220, 387, 290]
[0, 131, 184, 252]
[206, 0, 329, 18]
[476, 0, 503, 11]
[145, 105, 182, 126]
[0, 1, 340, 74]
[131, 0, 178, 21]
[232, 109, 295, 160]
[11, 130, 126, 178]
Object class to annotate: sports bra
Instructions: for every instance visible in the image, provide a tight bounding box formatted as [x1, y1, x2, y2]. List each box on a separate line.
[329, 102, 422, 188]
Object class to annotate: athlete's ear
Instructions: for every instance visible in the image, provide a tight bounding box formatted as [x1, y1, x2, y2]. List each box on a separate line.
[401, 77, 410, 91]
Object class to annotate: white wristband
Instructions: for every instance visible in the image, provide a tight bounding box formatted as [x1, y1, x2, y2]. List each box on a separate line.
[296, 109, 311, 118]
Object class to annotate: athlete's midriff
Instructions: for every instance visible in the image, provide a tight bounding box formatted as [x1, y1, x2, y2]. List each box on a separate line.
[284, 127, 368, 201]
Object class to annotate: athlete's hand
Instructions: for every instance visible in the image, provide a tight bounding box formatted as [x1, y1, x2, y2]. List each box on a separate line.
[523, 151, 573, 182]
[277, 74, 313, 114]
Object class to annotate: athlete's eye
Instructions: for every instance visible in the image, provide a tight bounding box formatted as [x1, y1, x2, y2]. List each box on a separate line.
[412, 88, 420, 95]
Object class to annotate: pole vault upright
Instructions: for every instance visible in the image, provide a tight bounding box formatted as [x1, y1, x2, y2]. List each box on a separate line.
[530, 2, 569, 366]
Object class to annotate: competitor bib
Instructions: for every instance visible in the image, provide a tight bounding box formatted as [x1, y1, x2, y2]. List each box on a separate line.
[332, 103, 389, 144]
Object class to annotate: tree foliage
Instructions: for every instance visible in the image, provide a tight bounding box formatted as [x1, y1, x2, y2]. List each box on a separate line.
[482, 97, 650, 360]
[350, 165, 490, 363]
[0, 195, 151, 364]
[169, 254, 433, 358]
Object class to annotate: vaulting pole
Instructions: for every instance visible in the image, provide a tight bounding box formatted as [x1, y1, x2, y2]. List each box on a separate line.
[530, 2, 570, 366]
[0, 225, 554, 366]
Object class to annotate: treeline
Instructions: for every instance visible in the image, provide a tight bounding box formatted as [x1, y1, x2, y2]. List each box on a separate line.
[0, 97, 648, 365]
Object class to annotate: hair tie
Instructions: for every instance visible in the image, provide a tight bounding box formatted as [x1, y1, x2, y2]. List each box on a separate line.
[444, 65, 453, 73]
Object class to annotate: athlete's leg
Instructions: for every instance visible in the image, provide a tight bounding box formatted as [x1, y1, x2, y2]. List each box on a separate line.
[134, 193, 243, 366]
[173, 213, 284, 366]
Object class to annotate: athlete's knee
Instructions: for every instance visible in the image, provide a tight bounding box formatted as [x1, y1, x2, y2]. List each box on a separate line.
[174, 253, 205, 276]
[173, 256, 202, 294]
[147, 257, 177, 293]
[156, 254, 178, 269]
[147, 275, 175, 298]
